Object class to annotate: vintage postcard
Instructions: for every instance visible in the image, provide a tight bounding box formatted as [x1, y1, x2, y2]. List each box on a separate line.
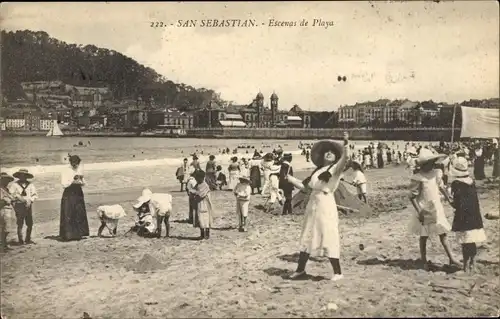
[1, 1, 499, 318]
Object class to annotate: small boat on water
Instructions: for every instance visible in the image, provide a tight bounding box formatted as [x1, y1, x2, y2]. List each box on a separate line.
[46, 120, 64, 137]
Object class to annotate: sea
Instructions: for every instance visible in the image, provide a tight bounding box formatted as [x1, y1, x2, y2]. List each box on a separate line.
[0, 136, 409, 200]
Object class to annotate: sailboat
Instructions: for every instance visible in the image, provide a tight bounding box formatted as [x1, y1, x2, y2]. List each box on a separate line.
[46, 120, 64, 137]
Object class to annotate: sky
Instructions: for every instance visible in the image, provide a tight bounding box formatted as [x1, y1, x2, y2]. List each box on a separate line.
[1, 1, 499, 111]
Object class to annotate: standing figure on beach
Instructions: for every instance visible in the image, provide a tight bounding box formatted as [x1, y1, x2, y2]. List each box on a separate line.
[190, 154, 201, 171]
[234, 176, 252, 232]
[205, 155, 218, 191]
[249, 153, 262, 195]
[407, 149, 461, 271]
[193, 170, 215, 240]
[0, 173, 16, 251]
[175, 158, 190, 192]
[227, 157, 240, 191]
[265, 165, 284, 213]
[261, 153, 275, 197]
[350, 161, 367, 203]
[59, 155, 89, 241]
[279, 153, 295, 215]
[492, 142, 499, 179]
[449, 157, 487, 273]
[11, 169, 38, 245]
[305, 149, 310, 162]
[186, 170, 198, 225]
[240, 158, 250, 178]
[473, 145, 486, 180]
[286, 133, 349, 281]
[377, 147, 384, 169]
[215, 165, 228, 190]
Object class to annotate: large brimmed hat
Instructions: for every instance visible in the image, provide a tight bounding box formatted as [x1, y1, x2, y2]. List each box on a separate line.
[415, 148, 447, 166]
[13, 168, 34, 179]
[450, 156, 470, 178]
[238, 175, 251, 183]
[311, 140, 344, 167]
[132, 188, 153, 209]
[0, 172, 14, 183]
[263, 153, 274, 161]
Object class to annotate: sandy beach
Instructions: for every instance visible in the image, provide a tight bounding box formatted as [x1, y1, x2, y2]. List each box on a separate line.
[1, 165, 499, 318]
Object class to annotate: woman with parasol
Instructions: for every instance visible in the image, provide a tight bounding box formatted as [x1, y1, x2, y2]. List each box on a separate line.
[286, 133, 350, 281]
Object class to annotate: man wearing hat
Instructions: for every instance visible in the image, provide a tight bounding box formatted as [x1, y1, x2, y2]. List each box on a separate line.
[11, 169, 38, 245]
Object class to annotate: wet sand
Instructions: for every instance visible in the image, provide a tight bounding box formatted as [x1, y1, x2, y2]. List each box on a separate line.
[1, 166, 499, 318]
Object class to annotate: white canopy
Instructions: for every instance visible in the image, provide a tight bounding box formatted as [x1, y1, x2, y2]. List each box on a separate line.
[287, 115, 302, 121]
[219, 120, 247, 127]
[461, 106, 500, 138]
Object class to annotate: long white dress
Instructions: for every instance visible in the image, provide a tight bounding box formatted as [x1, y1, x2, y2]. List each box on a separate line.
[299, 164, 341, 258]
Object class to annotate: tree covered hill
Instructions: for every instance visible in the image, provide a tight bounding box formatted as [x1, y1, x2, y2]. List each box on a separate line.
[1, 30, 225, 111]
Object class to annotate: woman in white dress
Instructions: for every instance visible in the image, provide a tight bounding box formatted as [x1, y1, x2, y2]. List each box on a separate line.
[287, 133, 349, 281]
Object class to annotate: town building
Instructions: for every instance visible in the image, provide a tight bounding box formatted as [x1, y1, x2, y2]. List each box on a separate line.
[5, 117, 25, 130]
[23, 111, 41, 130]
[39, 118, 53, 130]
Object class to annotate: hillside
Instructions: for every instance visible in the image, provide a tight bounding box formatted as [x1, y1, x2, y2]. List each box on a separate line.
[1, 30, 226, 111]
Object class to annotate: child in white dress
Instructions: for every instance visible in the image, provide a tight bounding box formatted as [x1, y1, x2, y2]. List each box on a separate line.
[97, 204, 127, 237]
[234, 176, 252, 232]
[265, 165, 284, 213]
[407, 148, 461, 271]
[350, 161, 367, 203]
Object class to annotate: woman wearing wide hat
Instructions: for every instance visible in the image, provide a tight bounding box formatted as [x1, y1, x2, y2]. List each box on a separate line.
[59, 155, 89, 241]
[286, 133, 350, 281]
[407, 148, 460, 270]
[249, 153, 263, 194]
[11, 168, 38, 244]
[0, 172, 16, 251]
[449, 157, 487, 273]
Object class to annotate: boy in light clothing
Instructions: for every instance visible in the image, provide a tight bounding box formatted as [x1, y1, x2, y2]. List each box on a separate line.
[10, 169, 38, 245]
[234, 176, 252, 232]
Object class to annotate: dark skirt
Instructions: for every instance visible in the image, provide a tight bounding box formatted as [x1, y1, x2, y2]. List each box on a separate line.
[377, 154, 384, 168]
[493, 157, 500, 178]
[250, 166, 261, 188]
[451, 181, 484, 232]
[59, 184, 89, 241]
[206, 172, 218, 190]
[473, 157, 486, 180]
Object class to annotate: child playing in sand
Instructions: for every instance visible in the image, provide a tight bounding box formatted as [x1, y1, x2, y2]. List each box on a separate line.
[407, 148, 461, 271]
[131, 191, 157, 237]
[449, 157, 487, 274]
[234, 175, 252, 232]
[350, 161, 367, 203]
[97, 204, 127, 237]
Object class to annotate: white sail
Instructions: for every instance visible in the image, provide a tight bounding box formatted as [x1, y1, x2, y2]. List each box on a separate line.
[47, 120, 64, 137]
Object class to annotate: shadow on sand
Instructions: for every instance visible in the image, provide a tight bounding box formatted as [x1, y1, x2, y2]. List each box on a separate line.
[357, 257, 461, 274]
[263, 267, 328, 281]
[277, 252, 329, 263]
[169, 235, 202, 241]
[211, 226, 236, 231]
[172, 219, 192, 224]
[43, 235, 85, 242]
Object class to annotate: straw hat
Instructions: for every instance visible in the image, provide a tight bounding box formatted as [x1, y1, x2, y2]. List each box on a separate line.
[415, 148, 447, 166]
[311, 140, 344, 167]
[407, 147, 417, 156]
[13, 168, 34, 179]
[263, 153, 274, 161]
[0, 172, 14, 183]
[132, 188, 153, 209]
[450, 156, 470, 178]
[238, 175, 251, 183]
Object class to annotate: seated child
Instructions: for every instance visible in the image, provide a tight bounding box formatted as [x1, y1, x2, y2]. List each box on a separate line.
[216, 165, 227, 190]
[97, 204, 127, 237]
